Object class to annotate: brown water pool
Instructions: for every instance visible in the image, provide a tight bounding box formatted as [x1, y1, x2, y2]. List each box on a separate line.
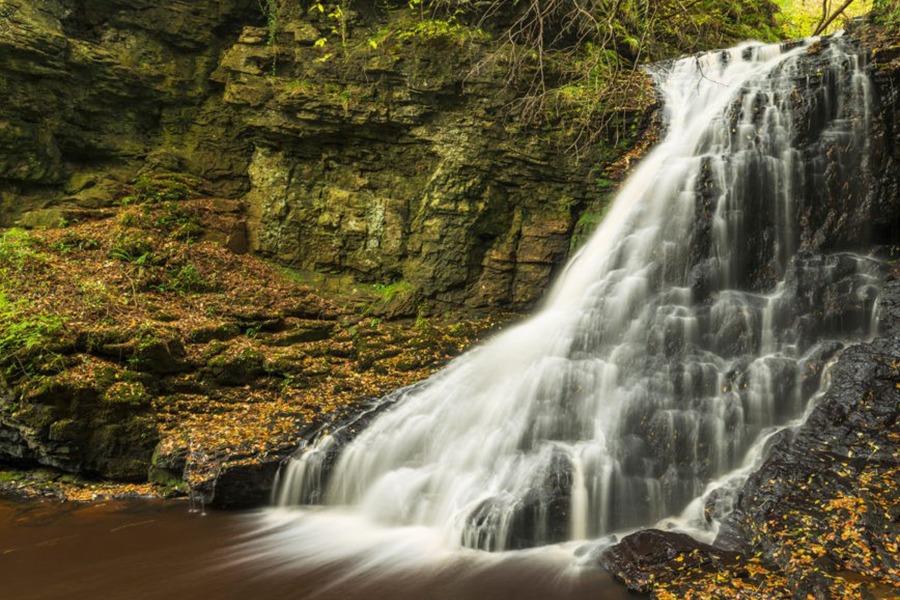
[0, 497, 637, 600]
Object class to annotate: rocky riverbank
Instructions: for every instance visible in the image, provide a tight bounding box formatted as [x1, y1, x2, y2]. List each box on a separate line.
[0, 187, 503, 506]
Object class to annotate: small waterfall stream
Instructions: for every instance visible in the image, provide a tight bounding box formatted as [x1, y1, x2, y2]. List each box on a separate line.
[274, 35, 882, 552]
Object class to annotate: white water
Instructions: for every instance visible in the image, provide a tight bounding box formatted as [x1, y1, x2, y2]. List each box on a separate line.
[271, 35, 880, 555]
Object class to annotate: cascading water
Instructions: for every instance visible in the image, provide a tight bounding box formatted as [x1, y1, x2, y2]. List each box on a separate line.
[274, 35, 882, 552]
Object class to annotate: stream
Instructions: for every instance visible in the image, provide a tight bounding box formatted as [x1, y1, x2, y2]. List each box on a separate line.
[0, 497, 631, 599]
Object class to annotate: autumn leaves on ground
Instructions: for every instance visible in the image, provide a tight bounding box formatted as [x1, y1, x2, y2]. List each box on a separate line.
[0, 177, 499, 504]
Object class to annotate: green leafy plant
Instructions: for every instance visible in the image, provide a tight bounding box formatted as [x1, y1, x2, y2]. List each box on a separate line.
[872, 0, 899, 27]
[0, 292, 64, 378]
[0, 229, 46, 272]
[109, 233, 157, 266]
[152, 202, 203, 241]
[373, 280, 412, 303]
[161, 263, 214, 294]
[52, 233, 101, 254]
[395, 17, 489, 45]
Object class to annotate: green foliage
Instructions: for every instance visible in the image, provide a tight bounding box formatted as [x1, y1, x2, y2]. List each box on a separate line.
[776, 0, 874, 37]
[0, 228, 46, 272]
[0, 231, 66, 378]
[373, 280, 412, 303]
[872, 0, 899, 27]
[327, 1, 350, 52]
[258, 0, 286, 46]
[51, 233, 101, 254]
[120, 176, 191, 206]
[109, 232, 157, 266]
[152, 202, 203, 241]
[0, 292, 64, 378]
[161, 263, 215, 294]
[395, 18, 490, 45]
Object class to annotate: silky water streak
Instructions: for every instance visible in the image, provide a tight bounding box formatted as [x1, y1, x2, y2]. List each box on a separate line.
[274, 35, 881, 552]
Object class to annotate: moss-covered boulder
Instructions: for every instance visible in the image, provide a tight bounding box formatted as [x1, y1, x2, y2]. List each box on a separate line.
[0, 363, 158, 480]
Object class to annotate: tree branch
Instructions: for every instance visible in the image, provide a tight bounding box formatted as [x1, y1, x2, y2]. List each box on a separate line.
[813, 0, 856, 36]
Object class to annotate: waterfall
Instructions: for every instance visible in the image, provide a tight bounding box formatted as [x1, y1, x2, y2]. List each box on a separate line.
[274, 35, 881, 552]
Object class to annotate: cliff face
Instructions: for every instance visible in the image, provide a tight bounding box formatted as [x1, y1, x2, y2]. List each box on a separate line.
[0, 0, 256, 207]
[0, 0, 658, 314]
[222, 21, 629, 313]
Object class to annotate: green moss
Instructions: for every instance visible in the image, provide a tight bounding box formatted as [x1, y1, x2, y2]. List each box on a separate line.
[91, 364, 144, 388]
[0, 470, 20, 483]
[373, 279, 412, 303]
[0, 228, 47, 271]
[120, 175, 192, 206]
[570, 203, 614, 252]
[48, 418, 80, 441]
[103, 381, 150, 406]
[0, 291, 65, 379]
[208, 346, 266, 385]
[12, 403, 56, 429]
[161, 263, 215, 294]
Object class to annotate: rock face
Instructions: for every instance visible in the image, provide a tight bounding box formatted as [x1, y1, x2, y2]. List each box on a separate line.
[222, 21, 632, 312]
[717, 332, 900, 592]
[0, 0, 256, 217]
[187, 5, 657, 313]
[600, 529, 742, 594]
[0, 0, 653, 313]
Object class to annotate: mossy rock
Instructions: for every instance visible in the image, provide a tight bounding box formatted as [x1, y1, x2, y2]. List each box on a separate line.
[207, 347, 267, 385]
[96, 336, 189, 374]
[189, 323, 242, 343]
[10, 403, 57, 430]
[17, 208, 69, 229]
[259, 321, 335, 346]
[48, 418, 82, 442]
[102, 381, 151, 407]
[85, 417, 158, 481]
[148, 437, 189, 493]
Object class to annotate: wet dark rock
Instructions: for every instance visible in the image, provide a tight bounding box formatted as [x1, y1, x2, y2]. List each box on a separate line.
[719, 334, 900, 534]
[600, 529, 741, 593]
[604, 281, 900, 594]
[508, 451, 573, 549]
[204, 456, 284, 509]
